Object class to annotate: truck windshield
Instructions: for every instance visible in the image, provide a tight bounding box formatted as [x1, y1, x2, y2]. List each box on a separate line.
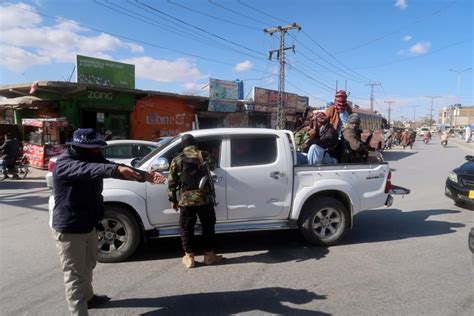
[135, 136, 178, 168]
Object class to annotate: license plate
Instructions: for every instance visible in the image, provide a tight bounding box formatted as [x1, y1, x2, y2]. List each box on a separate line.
[469, 190, 474, 199]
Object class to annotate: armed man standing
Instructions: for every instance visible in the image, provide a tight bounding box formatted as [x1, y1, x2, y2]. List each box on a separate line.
[168, 134, 224, 268]
[51, 128, 166, 316]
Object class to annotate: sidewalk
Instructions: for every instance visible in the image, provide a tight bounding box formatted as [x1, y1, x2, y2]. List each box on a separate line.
[449, 136, 474, 152]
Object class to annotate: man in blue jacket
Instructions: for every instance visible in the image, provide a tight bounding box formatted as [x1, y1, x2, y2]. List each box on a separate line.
[51, 128, 165, 315]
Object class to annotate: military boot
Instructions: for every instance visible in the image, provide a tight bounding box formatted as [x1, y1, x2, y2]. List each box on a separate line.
[182, 252, 195, 268]
[203, 251, 224, 265]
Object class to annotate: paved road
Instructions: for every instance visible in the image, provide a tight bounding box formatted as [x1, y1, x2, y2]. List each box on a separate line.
[0, 137, 473, 315]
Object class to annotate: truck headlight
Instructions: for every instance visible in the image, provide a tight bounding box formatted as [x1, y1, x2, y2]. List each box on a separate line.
[448, 172, 458, 183]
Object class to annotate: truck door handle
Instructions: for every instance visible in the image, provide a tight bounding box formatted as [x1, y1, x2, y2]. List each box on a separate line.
[211, 175, 223, 183]
[270, 171, 285, 179]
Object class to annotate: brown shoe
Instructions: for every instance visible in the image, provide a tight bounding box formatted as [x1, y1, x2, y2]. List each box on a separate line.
[204, 251, 224, 265]
[182, 252, 195, 268]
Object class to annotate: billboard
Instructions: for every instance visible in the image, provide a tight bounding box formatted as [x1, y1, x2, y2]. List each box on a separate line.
[297, 96, 309, 111]
[208, 78, 239, 112]
[76, 55, 135, 89]
[208, 99, 237, 112]
[253, 87, 298, 108]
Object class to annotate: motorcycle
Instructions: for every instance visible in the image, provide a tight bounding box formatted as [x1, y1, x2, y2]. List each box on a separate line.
[441, 140, 448, 147]
[423, 133, 431, 144]
[16, 154, 29, 179]
[0, 155, 29, 179]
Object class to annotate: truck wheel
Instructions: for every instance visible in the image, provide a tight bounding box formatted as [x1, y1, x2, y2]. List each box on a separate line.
[299, 197, 348, 246]
[97, 205, 140, 263]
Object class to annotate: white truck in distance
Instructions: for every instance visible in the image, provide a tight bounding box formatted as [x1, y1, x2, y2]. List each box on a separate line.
[48, 128, 408, 263]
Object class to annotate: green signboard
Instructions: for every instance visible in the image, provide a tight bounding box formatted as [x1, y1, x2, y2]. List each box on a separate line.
[76, 55, 135, 89]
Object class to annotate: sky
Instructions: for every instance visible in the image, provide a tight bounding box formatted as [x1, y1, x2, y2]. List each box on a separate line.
[0, 0, 472, 122]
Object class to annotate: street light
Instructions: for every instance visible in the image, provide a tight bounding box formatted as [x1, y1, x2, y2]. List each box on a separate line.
[449, 67, 472, 105]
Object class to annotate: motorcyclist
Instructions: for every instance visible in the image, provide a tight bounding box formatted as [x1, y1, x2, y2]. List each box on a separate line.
[440, 131, 448, 147]
[423, 131, 431, 144]
[0, 133, 21, 179]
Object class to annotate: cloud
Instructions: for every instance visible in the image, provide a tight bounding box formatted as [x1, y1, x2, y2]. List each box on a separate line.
[0, 3, 42, 29]
[403, 35, 412, 41]
[394, 0, 407, 10]
[234, 60, 253, 72]
[121, 57, 203, 83]
[409, 41, 431, 55]
[0, 3, 144, 73]
[0, 45, 50, 72]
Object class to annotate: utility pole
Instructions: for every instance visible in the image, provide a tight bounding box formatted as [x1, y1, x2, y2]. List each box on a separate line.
[366, 82, 381, 112]
[449, 67, 472, 105]
[264, 23, 301, 129]
[425, 96, 440, 129]
[408, 105, 417, 126]
[384, 100, 395, 127]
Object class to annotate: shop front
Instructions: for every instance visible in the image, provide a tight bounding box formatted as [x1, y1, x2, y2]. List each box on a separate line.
[59, 89, 137, 139]
[130, 94, 204, 140]
[22, 117, 68, 169]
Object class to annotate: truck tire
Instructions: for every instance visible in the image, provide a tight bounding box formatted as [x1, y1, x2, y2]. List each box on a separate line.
[97, 205, 141, 263]
[299, 197, 348, 246]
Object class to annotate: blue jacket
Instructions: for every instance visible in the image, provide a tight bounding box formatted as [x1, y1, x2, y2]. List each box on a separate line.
[52, 148, 118, 234]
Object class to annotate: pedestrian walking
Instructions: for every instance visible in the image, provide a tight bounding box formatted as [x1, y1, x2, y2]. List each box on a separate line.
[168, 134, 224, 268]
[51, 128, 166, 316]
[465, 125, 472, 143]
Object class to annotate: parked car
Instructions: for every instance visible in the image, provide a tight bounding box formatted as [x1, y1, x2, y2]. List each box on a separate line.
[48, 128, 410, 263]
[152, 136, 173, 145]
[445, 155, 474, 209]
[45, 140, 158, 188]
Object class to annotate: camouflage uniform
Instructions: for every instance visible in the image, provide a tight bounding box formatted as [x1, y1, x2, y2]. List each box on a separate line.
[294, 126, 311, 152]
[167, 145, 216, 207]
[167, 145, 218, 253]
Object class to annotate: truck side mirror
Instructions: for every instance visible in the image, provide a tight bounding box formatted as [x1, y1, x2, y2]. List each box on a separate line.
[151, 157, 169, 172]
[130, 157, 140, 167]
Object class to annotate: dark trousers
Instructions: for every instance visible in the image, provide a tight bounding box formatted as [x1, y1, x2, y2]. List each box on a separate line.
[2, 157, 17, 175]
[180, 204, 216, 253]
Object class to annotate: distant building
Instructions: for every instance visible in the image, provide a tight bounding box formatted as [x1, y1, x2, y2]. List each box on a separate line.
[439, 105, 474, 127]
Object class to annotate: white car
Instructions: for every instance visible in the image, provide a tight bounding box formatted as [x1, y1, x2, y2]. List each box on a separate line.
[45, 140, 158, 188]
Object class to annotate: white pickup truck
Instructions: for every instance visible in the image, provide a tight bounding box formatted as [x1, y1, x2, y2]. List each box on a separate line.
[48, 128, 409, 262]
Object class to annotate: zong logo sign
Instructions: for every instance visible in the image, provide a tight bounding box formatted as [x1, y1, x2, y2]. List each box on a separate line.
[88, 91, 113, 100]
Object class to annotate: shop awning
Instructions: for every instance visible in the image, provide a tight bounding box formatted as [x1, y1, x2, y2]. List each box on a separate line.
[0, 96, 51, 109]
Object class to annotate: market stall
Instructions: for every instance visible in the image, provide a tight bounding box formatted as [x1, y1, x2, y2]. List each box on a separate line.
[22, 117, 68, 169]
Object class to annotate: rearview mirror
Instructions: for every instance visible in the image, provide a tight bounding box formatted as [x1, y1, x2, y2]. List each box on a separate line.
[151, 157, 169, 172]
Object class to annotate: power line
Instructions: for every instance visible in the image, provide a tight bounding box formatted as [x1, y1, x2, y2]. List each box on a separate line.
[208, 0, 270, 26]
[94, 0, 262, 59]
[212, 0, 374, 84]
[133, 0, 267, 58]
[300, 30, 374, 83]
[287, 33, 369, 84]
[167, 0, 261, 31]
[237, 0, 289, 24]
[5, 3, 281, 76]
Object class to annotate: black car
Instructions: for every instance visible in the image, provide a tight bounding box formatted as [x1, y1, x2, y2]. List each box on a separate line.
[445, 155, 474, 209]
